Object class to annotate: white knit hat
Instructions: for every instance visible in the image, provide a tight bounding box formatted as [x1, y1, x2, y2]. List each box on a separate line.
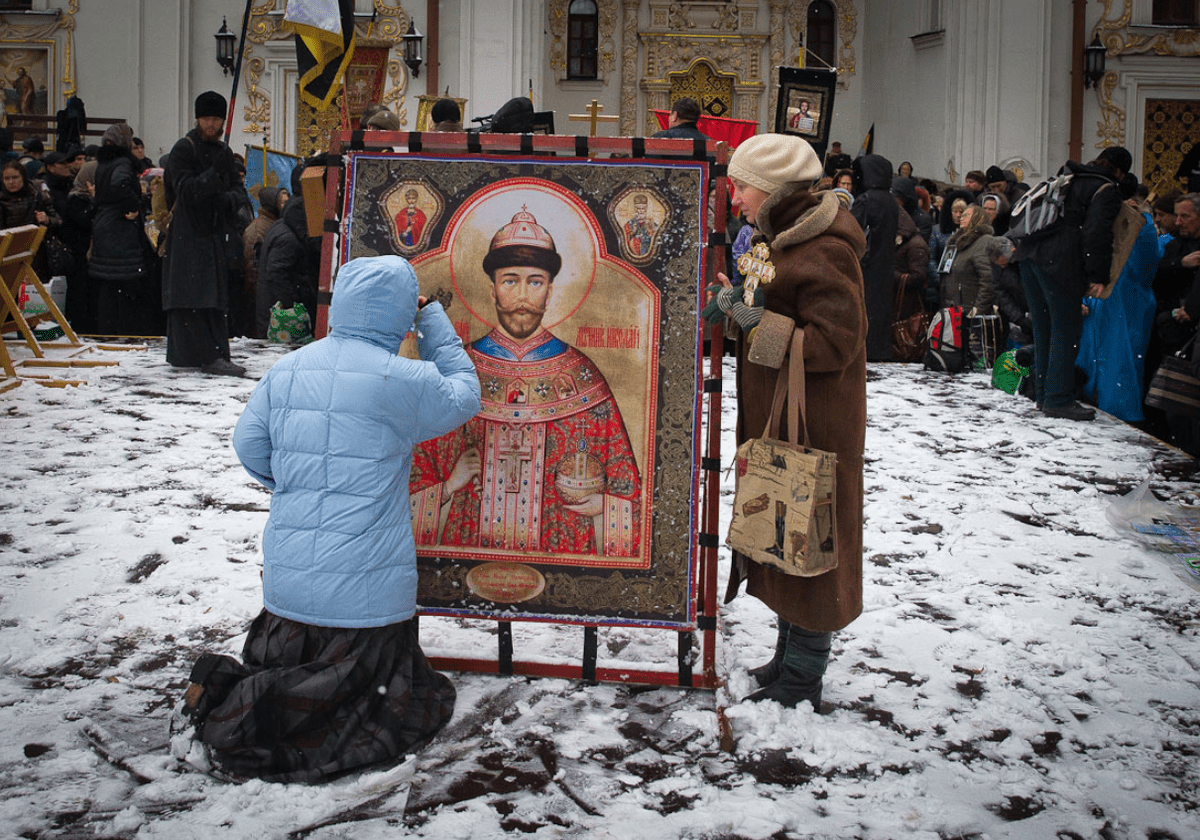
[727, 134, 824, 195]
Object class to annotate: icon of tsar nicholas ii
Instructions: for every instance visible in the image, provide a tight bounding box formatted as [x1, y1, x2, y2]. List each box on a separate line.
[409, 208, 642, 558]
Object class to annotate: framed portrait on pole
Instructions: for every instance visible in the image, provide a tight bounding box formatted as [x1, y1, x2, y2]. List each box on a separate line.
[775, 67, 837, 162]
[340, 153, 709, 631]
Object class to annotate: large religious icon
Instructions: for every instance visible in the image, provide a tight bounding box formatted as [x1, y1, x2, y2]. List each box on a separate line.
[341, 154, 708, 627]
[0, 47, 51, 117]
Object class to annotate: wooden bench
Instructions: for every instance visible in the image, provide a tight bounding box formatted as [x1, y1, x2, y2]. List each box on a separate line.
[6, 114, 130, 145]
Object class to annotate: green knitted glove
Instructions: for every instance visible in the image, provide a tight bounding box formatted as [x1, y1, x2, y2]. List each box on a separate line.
[701, 284, 728, 325]
[716, 284, 764, 331]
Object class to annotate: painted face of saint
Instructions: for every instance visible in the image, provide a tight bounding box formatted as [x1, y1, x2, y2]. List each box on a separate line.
[492, 265, 553, 340]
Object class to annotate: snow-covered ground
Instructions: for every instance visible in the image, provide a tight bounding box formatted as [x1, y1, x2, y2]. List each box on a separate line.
[1, 337, 1198, 840]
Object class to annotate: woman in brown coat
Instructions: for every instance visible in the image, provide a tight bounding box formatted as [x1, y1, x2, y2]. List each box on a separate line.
[706, 134, 867, 710]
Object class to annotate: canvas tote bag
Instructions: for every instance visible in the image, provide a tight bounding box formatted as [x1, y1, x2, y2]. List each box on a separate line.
[728, 328, 838, 577]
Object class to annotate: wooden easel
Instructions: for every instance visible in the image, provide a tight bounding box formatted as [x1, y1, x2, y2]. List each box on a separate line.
[0, 224, 119, 389]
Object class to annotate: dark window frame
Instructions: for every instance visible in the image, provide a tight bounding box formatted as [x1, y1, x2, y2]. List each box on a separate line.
[806, 0, 837, 71]
[1153, 0, 1200, 26]
[567, 0, 599, 80]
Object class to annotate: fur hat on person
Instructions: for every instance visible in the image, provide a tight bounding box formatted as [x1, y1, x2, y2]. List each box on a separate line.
[727, 133, 824, 195]
[365, 109, 399, 131]
[102, 122, 134, 150]
[985, 165, 1006, 184]
[22, 137, 43, 154]
[964, 170, 987, 186]
[194, 90, 228, 120]
[431, 98, 461, 125]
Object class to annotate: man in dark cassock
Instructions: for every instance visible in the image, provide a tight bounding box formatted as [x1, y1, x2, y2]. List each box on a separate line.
[161, 91, 245, 376]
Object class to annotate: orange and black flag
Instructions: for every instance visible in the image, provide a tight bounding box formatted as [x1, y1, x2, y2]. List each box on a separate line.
[287, 0, 357, 110]
[857, 123, 875, 158]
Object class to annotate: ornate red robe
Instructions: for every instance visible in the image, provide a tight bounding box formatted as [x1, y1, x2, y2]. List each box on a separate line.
[410, 329, 641, 557]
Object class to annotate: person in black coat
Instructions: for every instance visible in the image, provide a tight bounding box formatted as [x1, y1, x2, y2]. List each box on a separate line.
[89, 122, 157, 335]
[255, 166, 321, 339]
[1016, 147, 1128, 421]
[652, 97, 709, 143]
[162, 91, 245, 376]
[891, 176, 933, 243]
[851, 153, 899, 361]
[987, 236, 1031, 346]
[42, 151, 92, 330]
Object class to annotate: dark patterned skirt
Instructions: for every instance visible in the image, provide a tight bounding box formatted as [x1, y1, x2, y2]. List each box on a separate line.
[185, 610, 455, 784]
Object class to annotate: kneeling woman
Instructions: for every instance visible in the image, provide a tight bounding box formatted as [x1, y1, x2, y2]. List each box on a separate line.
[174, 256, 481, 782]
[709, 134, 867, 710]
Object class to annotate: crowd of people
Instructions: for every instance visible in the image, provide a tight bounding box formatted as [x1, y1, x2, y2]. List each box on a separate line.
[759, 141, 1200, 452]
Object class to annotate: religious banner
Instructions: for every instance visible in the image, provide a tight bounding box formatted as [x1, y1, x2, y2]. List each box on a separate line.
[775, 67, 838, 162]
[338, 43, 390, 128]
[243, 144, 300, 214]
[341, 154, 708, 628]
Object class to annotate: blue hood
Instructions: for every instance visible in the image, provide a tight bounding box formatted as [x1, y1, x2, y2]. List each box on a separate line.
[328, 255, 419, 352]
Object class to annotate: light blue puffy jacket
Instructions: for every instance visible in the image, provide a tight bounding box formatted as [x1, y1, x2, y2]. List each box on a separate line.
[233, 256, 481, 628]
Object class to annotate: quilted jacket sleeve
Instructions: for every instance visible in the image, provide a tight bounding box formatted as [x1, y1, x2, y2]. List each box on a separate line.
[232, 375, 276, 490]
[409, 301, 481, 440]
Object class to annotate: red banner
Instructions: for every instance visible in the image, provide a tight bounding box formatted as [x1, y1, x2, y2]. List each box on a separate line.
[654, 111, 758, 148]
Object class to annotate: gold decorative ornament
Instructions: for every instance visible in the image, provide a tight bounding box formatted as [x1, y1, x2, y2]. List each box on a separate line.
[738, 242, 776, 306]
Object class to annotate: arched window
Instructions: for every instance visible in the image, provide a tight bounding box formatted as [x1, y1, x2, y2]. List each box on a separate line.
[568, 0, 599, 80]
[806, 0, 837, 71]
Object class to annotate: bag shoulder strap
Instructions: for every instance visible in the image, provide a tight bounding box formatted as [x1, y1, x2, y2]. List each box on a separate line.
[764, 329, 809, 447]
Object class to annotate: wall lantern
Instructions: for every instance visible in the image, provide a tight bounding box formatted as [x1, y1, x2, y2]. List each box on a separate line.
[1083, 34, 1107, 90]
[402, 20, 424, 78]
[215, 17, 237, 76]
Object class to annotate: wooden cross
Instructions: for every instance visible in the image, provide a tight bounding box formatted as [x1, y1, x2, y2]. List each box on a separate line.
[568, 99, 620, 136]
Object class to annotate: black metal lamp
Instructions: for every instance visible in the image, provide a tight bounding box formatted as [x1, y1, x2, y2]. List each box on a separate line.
[402, 20, 424, 78]
[1083, 34, 1106, 90]
[215, 17, 236, 76]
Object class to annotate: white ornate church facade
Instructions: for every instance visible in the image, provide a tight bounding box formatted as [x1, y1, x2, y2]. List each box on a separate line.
[4, 0, 1198, 189]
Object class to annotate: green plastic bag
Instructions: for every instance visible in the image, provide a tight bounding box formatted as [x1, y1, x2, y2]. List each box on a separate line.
[267, 301, 313, 345]
[991, 348, 1029, 395]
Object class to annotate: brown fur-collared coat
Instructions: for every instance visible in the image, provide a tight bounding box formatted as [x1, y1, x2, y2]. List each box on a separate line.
[726, 186, 868, 633]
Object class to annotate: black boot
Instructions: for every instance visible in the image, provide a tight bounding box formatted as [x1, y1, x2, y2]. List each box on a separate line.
[746, 627, 831, 711]
[747, 619, 791, 689]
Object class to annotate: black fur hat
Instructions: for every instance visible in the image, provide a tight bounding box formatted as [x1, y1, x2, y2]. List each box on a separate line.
[194, 91, 228, 120]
